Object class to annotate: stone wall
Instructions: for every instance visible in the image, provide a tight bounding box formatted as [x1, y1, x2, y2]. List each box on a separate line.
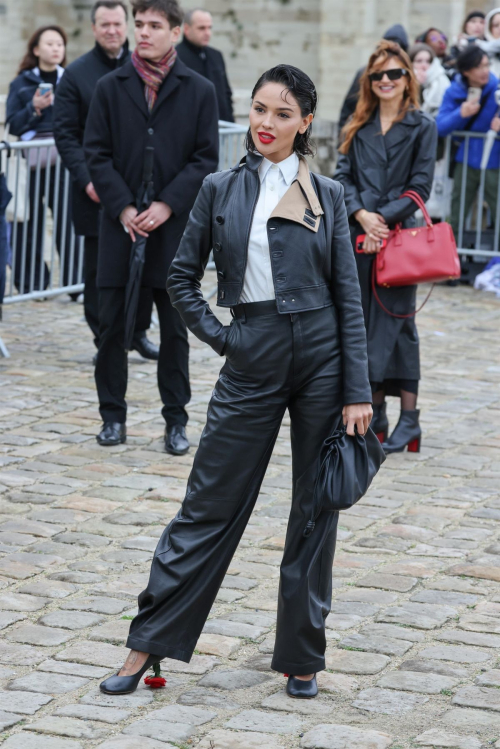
[0, 0, 485, 126]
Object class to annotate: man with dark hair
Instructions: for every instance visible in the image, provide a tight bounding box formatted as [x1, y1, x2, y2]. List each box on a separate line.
[176, 8, 234, 122]
[53, 0, 159, 363]
[437, 46, 500, 238]
[84, 0, 219, 452]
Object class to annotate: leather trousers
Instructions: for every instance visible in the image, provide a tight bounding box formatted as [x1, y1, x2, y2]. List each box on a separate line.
[127, 301, 343, 675]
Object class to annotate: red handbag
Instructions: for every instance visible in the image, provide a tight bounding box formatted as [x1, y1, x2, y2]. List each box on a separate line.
[356, 190, 461, 318]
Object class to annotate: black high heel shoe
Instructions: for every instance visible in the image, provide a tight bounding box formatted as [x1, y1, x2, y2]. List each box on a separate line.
[100, 654, 162, 695]
[285, 673, 318, 699]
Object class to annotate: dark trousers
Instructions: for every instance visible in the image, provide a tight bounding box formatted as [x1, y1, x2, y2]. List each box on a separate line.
[95, 286, 190, 426]
[450, 162, 499, 238]
[84, 237, 154, 348]
[14, 166, 76, 293]
[127, 302, 342, 675]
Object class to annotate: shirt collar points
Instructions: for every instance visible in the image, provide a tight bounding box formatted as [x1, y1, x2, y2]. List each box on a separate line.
[258, 152, 299, 185]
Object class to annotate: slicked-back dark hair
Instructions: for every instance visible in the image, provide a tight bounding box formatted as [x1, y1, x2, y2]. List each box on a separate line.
[131, 0, 183, 27]
[245, 64, 317, 157]
[457, 44, 488, 75]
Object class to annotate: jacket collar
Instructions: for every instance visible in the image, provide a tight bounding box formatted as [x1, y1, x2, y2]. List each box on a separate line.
[179, 36, 208, 57]
[270, 156, 324, 233]
[30, 65, 65, 82]
[116, 57, 191, 119]
[357, 106, 422, 157]
[94, 39, 130, 69]
[237, 151, 323, 231]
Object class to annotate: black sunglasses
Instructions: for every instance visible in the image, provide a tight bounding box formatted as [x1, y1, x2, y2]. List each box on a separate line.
[368, 68, 408, 82]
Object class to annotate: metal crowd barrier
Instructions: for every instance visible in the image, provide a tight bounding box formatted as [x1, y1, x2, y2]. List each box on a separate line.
[437, 131, 500, 259]
[0, 121, 247, 309]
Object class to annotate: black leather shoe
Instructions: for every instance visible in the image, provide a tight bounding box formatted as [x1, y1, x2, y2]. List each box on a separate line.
[131, 332, 159, 360]
[100, 654, 161, 695]
[97, 422, 126, 446]
[286, 674, 318, 699]
[165, 425, 189, 455]
[382, 409, 421, 454]
[371, 402, 389, 444]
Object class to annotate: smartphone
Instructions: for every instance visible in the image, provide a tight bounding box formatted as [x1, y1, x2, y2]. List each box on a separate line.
[38, 83, 53, 97]
[467, 86, 481, 102]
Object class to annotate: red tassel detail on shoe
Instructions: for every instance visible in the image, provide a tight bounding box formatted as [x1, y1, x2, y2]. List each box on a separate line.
[283, 673, 289, 678]
[144, 662, 166, 688]
[144, 675, 166, 688]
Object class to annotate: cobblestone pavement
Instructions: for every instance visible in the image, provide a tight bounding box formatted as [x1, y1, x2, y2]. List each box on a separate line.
[0, 275, 499, 749]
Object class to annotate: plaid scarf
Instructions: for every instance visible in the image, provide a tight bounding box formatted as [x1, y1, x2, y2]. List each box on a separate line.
[131, 46, 177, 112]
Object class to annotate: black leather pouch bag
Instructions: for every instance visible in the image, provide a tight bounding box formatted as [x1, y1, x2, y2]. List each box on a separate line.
[303, 420, 386, 537]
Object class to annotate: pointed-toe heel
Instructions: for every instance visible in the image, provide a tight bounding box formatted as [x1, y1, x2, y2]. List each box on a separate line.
[285, 674, 318, 699]
[100, 654, 161, 695]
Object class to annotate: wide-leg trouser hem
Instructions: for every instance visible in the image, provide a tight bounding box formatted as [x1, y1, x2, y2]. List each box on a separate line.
[125, 636, 192, 663]
[271, 656, 326, 676]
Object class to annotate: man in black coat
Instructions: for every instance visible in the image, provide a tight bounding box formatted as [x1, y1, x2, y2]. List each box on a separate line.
[176, 8, 233, 122]
[53, 0, 158, 361]
[84, 0, 219, 453]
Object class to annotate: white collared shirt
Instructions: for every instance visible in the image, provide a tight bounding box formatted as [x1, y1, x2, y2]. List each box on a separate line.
[239, 152, 299, 303]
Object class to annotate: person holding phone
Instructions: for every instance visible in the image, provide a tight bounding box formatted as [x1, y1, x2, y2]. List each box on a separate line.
[6, 25, 75, 294]
[436, 45, 500, 240]
[335, 40, 437, 454]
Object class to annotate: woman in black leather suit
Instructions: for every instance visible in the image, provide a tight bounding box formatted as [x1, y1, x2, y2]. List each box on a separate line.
[335, 40, 437, 454]
[100, 64, 372, 700]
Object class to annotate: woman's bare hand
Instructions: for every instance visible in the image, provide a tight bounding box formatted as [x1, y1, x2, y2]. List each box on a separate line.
[354, 209, 390, 241]
[33, 89, 53, 115]
[363, 235, 383, 254]
[343, 403, 373, 437]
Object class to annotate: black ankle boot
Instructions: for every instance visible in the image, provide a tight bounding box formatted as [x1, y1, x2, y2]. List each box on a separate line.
[382, 409, 421, 454]
[100, 654, 161, 695]
[371, 402, 389, 443]
[285, 674, 318, 699]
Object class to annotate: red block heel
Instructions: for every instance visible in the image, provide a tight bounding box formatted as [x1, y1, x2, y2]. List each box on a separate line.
[407, 437, 421, 453]
[376, 430, 387, 444]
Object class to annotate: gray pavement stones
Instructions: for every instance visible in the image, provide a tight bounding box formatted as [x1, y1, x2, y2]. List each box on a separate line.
[198, 668, 273, 690]
[0, 282, 499, 747]
[300, 724, 393, 749]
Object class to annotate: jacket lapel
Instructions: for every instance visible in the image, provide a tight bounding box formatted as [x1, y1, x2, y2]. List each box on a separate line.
[118, 62, 149, 118]
[384, 109, 421, 151]
[357, 111, 387, 164]
[269, 158, 324, 233]
[151, 59, 189, 118]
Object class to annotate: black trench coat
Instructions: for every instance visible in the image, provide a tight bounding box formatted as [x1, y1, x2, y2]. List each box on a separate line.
[53, 42, 131, 238]
[334, 108, 437, 388]
[84, 58, 219, 288]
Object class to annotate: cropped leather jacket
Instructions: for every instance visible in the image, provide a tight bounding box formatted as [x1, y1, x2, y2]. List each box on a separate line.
[167, 150, 372, 405]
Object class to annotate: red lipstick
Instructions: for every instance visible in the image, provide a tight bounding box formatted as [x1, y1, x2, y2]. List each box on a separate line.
[258, 131, 276, 144]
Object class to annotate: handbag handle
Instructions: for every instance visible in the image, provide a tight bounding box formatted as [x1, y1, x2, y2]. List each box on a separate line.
[400, 189, 433, 228]
[371, 262, 434, 319]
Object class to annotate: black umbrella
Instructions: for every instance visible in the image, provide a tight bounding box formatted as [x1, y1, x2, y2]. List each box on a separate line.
[124, 145, 155, 352]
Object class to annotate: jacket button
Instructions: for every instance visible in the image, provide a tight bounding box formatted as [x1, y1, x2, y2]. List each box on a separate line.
[214, 242, 222, 252]
[217, 270, 226, 279]
[148, 128, 154, 135]
[269, 226, 277, 232]
[216, 215, 224, 225]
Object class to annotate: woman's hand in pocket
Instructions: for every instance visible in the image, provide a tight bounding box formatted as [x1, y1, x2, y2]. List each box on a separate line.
[343, 403, 373, 436]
